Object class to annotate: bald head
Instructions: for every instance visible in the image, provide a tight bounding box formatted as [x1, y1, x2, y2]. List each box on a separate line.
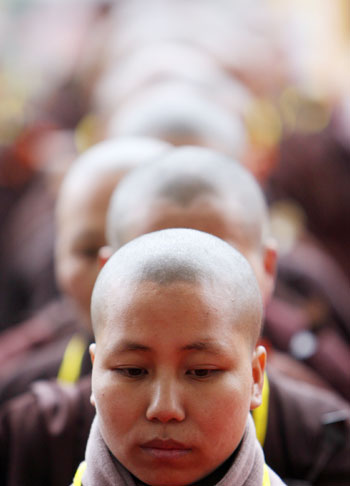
[56, 135, 172, 229]
[54, 136, 171, 325]
[107, 84, 246, 159]
[92, 228, 263, 344]
[107, 145, 269, 251]
[57, 137, 171, 205]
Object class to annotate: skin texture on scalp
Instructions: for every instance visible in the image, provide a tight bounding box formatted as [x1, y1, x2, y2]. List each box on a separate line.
[92, 228, 263, 346]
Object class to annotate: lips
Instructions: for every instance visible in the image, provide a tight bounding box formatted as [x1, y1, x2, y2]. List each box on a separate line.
[140, 438, 191, 459]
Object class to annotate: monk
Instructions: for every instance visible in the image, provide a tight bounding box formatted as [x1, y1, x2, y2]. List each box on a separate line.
[75, 227, 285, 485]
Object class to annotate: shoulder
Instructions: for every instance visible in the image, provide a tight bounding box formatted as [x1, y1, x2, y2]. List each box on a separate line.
[0, 376, 94, 486]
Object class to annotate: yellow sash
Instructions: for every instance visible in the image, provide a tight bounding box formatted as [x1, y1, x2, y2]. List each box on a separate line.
[57, 333, 87, 384]
[252, 372, 269, 447]
[73, 461, 87, 486]
[263, 463, 271, 486]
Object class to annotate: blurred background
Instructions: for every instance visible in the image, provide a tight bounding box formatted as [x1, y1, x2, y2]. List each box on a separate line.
[0, 0, 349, 382]
[0, 2, 349, 485]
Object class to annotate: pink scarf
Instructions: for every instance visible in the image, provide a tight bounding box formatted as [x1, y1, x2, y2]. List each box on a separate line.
[80, 414, 285, 486]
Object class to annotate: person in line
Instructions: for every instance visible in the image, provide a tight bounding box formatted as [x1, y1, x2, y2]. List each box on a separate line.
[0, 137, 171, 405]
[76, 227, 285, 485]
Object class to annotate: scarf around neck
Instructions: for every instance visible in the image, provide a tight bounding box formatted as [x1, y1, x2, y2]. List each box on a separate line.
[80, 414, 275, 486]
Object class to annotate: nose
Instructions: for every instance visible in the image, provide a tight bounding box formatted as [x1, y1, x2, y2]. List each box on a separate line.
[146, 375, 186, 423]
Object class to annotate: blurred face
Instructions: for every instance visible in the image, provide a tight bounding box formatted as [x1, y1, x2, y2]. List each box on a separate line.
[120, 196, 274, 305]
[55, 173, 122, 327]
[91, 280, 264, 485]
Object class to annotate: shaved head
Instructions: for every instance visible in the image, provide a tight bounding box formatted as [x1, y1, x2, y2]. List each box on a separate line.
[107, 84, 246, 158]
[106, 145, 270, 251]
[91, 228, 263, 345]
[57, 136, 171, 209]
[54, 136, 171, 324]
[56, 135, 172, 235]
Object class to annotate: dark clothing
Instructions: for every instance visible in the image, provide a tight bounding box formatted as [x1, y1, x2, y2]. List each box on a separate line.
[0, 298, 77, 370]
[265, 238, 350, 401]
[0, 298, 92, 405]
[266, 116, 350, 278]
[0, 334, 91, 405]
[0, 174, 58, 330]
[265, 367, 350, 485]
[0, 145, 34, 238]
[0, 376, 94, 486]
[0, 368, 349, 486]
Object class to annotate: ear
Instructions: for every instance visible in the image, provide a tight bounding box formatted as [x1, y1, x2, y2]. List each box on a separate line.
[262, 237, 278, 301]
[250, 345, 267, 410]
[98, 245, 114, 269]
[89, 343, 96, 365]
[89, 343, 96, 407]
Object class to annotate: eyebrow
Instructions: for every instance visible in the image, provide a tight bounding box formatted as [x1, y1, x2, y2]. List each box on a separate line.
[181, 341, 225, 355]
[112, 341, 151, 353]
[113, 340, 225, 355]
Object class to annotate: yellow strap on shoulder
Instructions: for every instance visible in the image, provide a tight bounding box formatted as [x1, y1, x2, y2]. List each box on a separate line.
[57, 333, 87, 384]
[252, 372, 269, 447]
[73, 461, 87, 486]
[263, 464, 271, 486]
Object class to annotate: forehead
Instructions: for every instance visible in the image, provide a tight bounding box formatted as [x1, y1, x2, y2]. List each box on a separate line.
[96, 279, 254, 351]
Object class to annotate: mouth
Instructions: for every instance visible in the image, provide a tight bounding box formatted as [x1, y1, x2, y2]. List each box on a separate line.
[140, 438, 191, 460]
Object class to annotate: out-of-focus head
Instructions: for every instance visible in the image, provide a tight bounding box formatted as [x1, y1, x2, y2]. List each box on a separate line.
[55, 136, 171, 327]
[90, 228, 266, 485]
[93, 41, 234, 112]
[105, 146, 277, 305]
[106, 82, 247, 160]
[104, 0, 290, 97]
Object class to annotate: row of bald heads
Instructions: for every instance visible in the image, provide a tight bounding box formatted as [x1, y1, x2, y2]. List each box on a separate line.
[71, 0, 291, 179]
[58, 138, 269, 345]
[57, 0, 284, 345]
[59, 139, 269, 250]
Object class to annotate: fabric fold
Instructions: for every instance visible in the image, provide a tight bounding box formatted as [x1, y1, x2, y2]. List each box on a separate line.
[80, 414, 285, 486]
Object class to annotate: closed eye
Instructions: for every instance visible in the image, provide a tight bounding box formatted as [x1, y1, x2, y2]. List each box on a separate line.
[186, 369, 221, 379]
[73, 247, 100, 260]
[115, 368, 148, 378]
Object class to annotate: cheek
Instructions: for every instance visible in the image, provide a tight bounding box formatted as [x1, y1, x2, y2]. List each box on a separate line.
[196, 373, 253, 450]
[93, 371, 143, 446]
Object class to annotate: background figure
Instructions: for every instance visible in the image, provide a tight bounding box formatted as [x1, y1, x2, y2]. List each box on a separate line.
[0, 137, 171, 405]
[0, 1, 349, 485]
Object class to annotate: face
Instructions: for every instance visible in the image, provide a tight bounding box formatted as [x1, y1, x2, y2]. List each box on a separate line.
[55, 173, 122, 327]
[91, 280, 265, 485]
[119, 195, 275, 305]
